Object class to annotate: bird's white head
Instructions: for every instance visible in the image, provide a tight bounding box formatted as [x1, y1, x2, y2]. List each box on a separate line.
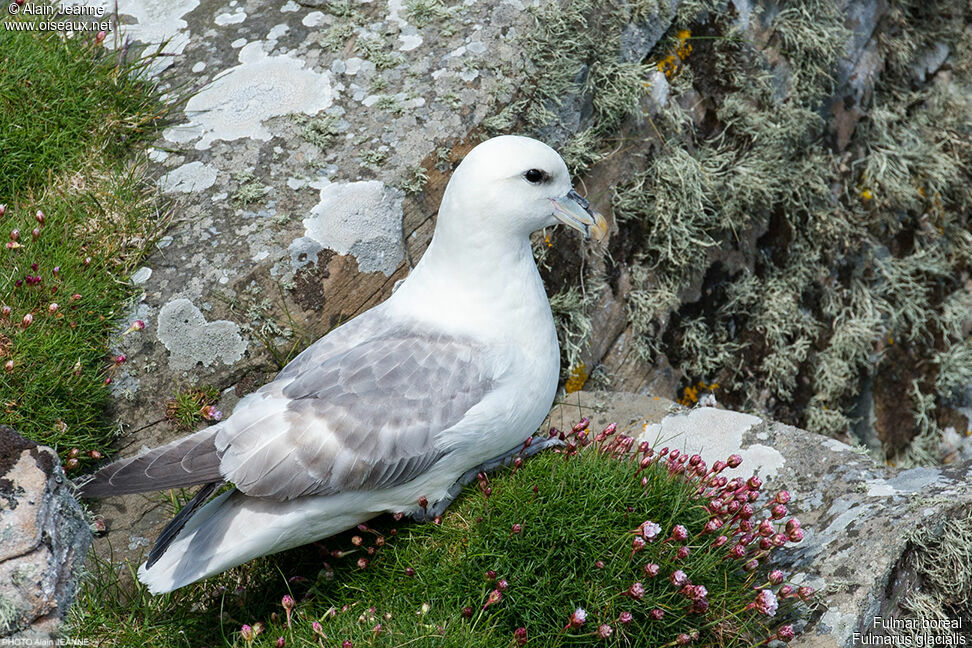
[437, 135, 608, 243]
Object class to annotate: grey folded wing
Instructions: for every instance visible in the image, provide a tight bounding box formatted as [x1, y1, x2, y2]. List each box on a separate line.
[77, 329, 494, 501]
[217, 331, 494, 499]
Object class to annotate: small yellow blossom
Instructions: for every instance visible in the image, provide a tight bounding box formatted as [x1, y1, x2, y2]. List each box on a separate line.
[860, 189, 873, 201]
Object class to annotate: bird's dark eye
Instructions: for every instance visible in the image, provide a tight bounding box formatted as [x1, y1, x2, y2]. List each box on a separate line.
[524, 168, 547, 184]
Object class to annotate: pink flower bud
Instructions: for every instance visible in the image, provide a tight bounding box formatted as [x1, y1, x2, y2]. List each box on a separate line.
[785, 518, 801, 534]
[1, 306, 9, 319]
[676, 545, 690, 559]
[485, 570, 497, 580]
[788, 528, 804, 542]
[95, 30, 107, 43]
[644, 563, 659, 577]
[726, 454, 743, 468]
[713, 535, 728, 548]
[514, 627, 527, 646]
[22, 313, 33, 327]
[0, 204, 5, 216]
[771, 504, 787, 519]
[594, 560, 604, 569]
[484, 589, 502, 608]
[3, 360, 13, 373]
[758, 520, 775, 537]
[798, 585, 814, 601]
[597, 624, 613, 639]
[769, 569, 784, 585]
[677, 633, 691, 645]
[461, 606, 473, 618]
[240, 625, 254, 641]
[567, 607, 587, 629]
[618, 611, 632, 625]
[497, 579, 508, 591]
[773, 533, 787, 547]
[276, 637, 285, 647]
[632, 535, 646, 551]
[775, 490, 791, 504]
[649, 608, 664, 620]
[356, 557, 368, 568]
[10, 229, 19, 241]
[48, 302, 59, 314]
[712, 459, 727, 473]
[777, 625, 795, 642]
[404, 567, 415, 576]
[32, 228, 40, 240]
[627, 582, 645, 600]
[511, 523, 522, 534]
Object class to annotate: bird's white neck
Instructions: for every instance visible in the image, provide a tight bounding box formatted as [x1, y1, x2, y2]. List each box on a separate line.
[386, 224, 552, 343]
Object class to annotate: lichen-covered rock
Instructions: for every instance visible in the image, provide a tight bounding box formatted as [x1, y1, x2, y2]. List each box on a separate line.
[548, 392, 972, 647]
[87, 0, 969, 585]
[0, 426, 91, 641]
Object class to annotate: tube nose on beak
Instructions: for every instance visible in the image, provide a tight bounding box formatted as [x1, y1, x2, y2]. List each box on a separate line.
[551, 189, 608, 241]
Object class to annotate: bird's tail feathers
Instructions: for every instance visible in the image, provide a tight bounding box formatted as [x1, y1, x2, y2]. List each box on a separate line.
[74, 428, 223, 498]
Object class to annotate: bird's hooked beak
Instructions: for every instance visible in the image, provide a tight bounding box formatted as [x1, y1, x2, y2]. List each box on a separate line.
[551, 189, 608, 241]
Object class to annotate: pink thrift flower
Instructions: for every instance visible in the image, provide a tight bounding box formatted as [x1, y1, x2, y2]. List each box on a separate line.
[753, 589, 778, 616]
[618, 611, 633, 625]
[644, 562, 660, 577]
[567, 607, 587, 629]
[627, 582, 645, 600]
[670, 570, 688, 587]
[597, 624, 613, 639]
[641, 521, 661, 541]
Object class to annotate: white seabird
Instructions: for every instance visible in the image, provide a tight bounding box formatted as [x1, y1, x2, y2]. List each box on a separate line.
[76, 135, 608, 594]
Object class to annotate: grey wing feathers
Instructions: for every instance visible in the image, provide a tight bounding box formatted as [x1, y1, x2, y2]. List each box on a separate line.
[75, 429, 222, 498]
[216, 331, 493, 500]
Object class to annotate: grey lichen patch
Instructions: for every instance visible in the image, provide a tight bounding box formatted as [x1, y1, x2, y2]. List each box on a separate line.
[156, 299, 248, 371]
[290, 180, 405, 277]
[164, 41, 334, 149]
[158, 161, 218, 194]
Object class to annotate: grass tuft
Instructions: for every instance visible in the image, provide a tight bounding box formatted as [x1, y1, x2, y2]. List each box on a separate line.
[71, 422, 811, 647]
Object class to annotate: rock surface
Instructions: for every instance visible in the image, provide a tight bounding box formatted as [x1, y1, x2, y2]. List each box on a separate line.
[548, 392, 972, 647]
[0, 426, 91, 641]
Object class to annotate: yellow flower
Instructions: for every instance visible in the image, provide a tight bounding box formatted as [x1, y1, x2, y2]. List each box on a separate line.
[677, 29, 691, 42]
[860, 188, 873, 201]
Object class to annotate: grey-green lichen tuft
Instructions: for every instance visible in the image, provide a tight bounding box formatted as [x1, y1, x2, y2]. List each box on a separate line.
[497, 0, 971, 461]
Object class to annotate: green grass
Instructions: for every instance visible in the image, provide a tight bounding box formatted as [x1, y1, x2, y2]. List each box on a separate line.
[71, 428, 808, 647]
[0, 13, 164, 201]
[0, 10, 170, 468]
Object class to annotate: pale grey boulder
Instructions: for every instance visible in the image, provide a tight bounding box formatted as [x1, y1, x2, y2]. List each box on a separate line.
[0, 426, 92, 642]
